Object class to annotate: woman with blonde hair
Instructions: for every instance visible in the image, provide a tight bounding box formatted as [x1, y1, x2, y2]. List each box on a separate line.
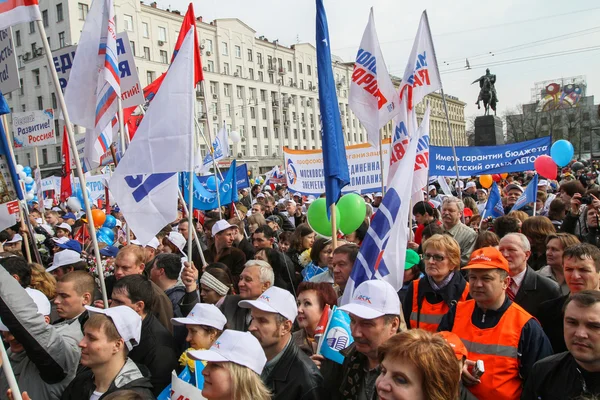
[190, 330, 270, 400]
[246, 213, 266, 234]
[28, 262, 59, 322]
[403, 234, 469, 332]
[376, 329, 461, 400]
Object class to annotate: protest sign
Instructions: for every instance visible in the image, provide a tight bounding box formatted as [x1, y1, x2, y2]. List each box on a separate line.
[429, 136, 551, 176]
[41, 176, 61, 194]
[53, 32, 143, 107]
[0, 28, 19, 94]
[284, 139, 390, 195]
[72, 173, 109, 201]
[169, 371, 206, 400]
[12, 109, 56, 148]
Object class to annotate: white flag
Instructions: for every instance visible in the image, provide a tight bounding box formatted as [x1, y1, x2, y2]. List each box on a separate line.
[410, 105, 431, 205]
[199, 123, 229, 173]
[398, 11, 442, 111]
[109, 29, 195, 244]
[348, 8, 399, 147]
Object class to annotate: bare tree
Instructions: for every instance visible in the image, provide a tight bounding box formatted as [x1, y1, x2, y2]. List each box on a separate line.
[504, 105, 527, 143]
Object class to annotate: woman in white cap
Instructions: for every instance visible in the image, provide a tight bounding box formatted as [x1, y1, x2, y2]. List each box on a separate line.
[172, 303, 227, 377]
[189, 330, 270, 400]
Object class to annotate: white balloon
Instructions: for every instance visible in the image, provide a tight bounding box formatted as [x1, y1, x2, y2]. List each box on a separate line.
[16, 165, 24, 174]
[25, 193, 34, 201]
[18, 171, 27, 180]
[230, 131, 241, 143]
[24, 176, 34, 184]
[67, 197, 82, 213]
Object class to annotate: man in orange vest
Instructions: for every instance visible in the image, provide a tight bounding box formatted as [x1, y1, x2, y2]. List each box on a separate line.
[438, 247, 553, 400]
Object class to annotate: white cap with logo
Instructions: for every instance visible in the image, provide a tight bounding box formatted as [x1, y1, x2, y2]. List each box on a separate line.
[46, 249, 83, 272]
[238, 286, 298, 322]
[188, 330, 267, 375]
[0, 288, 52, 331]
[172, 303, 227, 330]
[85, 305, 142, 351]
[338, 280, 401, 320]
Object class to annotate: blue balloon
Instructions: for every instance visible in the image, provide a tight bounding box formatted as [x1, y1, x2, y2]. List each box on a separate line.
[103, 215, 117, 229]
[74, 186, 92, 207]
[97, 233, 114, 246]
[550, 140, 574, 167]
[206, 175, 217, 191]
[25, 183, 33, 190]
[97, 227, 115, 245]
[23, 166, 32, 176]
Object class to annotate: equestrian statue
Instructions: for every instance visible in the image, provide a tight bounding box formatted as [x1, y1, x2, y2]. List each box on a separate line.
[472, 68, 498, 116]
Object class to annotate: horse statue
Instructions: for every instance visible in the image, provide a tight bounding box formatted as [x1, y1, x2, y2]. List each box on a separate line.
[472, 69, 498, 116]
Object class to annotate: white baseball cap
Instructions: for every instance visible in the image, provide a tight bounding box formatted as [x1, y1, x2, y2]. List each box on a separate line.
[46, 249, 83, 272]
[188, 330, 267, 375]
[211, 220, 237, 236]
[538, 179, 549, 187]
[55, 222, 72, 233]
[5, 234, 22, 244]
[85, 305, 142, 351]
[363, 194, 373, 201]
[428, 185, 436, 191]
[0, 288, 51, 331]
[167, 232, 186, 254]
[455, 181, 465, 188]
[51, 237, 70, 245]
[146, 237, 160, 250]
[374, 192, 383, 197]
[238, 286, 298, 322]
[465, 182, 476, 189]
[339, 280, 401, 320]
[172, 303, 227, 330]
[286, 199, 297, 207]
[256, 193, 265, 198]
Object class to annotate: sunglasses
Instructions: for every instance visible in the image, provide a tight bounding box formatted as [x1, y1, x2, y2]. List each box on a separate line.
[424, 253, 445, 262]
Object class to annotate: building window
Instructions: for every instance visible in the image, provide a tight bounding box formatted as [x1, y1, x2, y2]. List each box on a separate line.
[51, 93, 57, 109]
[129, 41, 135, 56]
[15, 30, 21, 47]
[31, 42, 37, 56]
[78, 3, 89, 20]
[205, 39, 212, 52]
[235, 45, 241, 58]
[142, 22, 149, 38]
[253, 145, 258, 156]
[226, 104, 231, 117]
[236, 86, 243, 99]
[42, 148, 48, 164]
[250, 107, 256, 120]
[210, 81, 217, 94]
[261, 108, 267, 120]
[307, 65, 312, 75]
[223, 63, 230, 75]
[294, 129, 298, 139]
[252, 126, 257, 138]
[33, 69, 40, 86]
[29, 22, 35, 34]
[249, 88, 256, 99]
[160, 50, 168, 63]
[247, 49, 253, 62]
[19, 79, 24, 95]
[264, 145, 269, 155]
[287, 60, 292, 72]
[22, 104, 26, 112]
[54, 120, 59, 136]
[263, 127, 268, 138]
[56, 3, 63, 22]
[249, 68, 254, 80]
[37, 96, 43, 109]
[258, 71, 263, 82]
[298, 63, 303, 73]
[269, 73, 274, 84]
[42, 10, 48, 27]
[55, 146, 61, 163]
[224, 84, 230, 97]
[260, 90, 266, 102]
[58, 32, 65, 47]
[235, 65, 242, 76]
[207, 60, 214, 72]
[300, 79, 304, 89]
[146, 71, 155, 84]
[158, 27, 167, 42]
[124, 14, 134, 31]
[257, 52, 262, 66]
[143, 46, 150, 60]
[222, 42, 229, 56]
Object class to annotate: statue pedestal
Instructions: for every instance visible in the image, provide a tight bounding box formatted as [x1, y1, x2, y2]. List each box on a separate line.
[474, 115, 504, 146]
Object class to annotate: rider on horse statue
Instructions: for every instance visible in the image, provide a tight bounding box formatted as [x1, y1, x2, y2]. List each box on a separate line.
[472, 68, 498, 115]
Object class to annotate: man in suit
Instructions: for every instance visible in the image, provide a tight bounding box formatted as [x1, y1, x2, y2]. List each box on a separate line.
[499, 233, 561, 320]
[219, 260, 274, 332]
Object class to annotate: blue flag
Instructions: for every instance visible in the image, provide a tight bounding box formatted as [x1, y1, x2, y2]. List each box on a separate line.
[316, 0, 349, 217]
[511, 174, 538, 212]
[181, 160, 239, 211]
[0, 93, 24, 201]
[484, 182, 504, 218]
[319, 306, 353, 364]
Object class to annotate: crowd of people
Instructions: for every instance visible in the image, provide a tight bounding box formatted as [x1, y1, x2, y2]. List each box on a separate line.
[0, 161, 599, 399]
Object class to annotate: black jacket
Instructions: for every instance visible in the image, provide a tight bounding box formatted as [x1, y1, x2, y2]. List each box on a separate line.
[263, 340, 325, 400]
[513, 267, 561, 320]
[235, 236, 256, 262]
[537, 294, 569, 354]
[61, 358, 155, 400]
[128, 313, 178, 397]
[218, 295, 250, 332]
[402, 272, 469, 329]
[561, 212, 600, 246]
[521, 352, 600, 399]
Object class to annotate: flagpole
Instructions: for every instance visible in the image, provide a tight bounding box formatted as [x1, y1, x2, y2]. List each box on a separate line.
[330, 204, 338, 248]
[177, 189, 206, 266]
[187, 104, 195, 262]
[379, 132, 385, 195]
[117, 98, 131, 245]
[0, 342, 22, 400]
[37, 20, 109, 309]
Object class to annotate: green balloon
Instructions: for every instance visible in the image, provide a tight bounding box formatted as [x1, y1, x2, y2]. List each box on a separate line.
[306, 198, 341, 237]
[337, 193, 367, 234]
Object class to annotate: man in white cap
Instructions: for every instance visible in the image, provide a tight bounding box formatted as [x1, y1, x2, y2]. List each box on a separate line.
[3, 233, 23, 253]
[372, 192, 383, 210]
[464, 181, 478, 200]
[54, 222, 72, 239]
[46, 249, 86, 279]
[363, 193, 373, 204]
[61, 305, 154, 399]
[239, 286, 325, 399]
[133, 236, 160, 264]
[203, 220, 247, 281]
[319, 280, 402, 400]
[284, 199, 304, 229]
[429, 185, 442, 203]
[0, 265, 82, 400]
[476, 188, 488, 215]
[538, 179, 556, 214]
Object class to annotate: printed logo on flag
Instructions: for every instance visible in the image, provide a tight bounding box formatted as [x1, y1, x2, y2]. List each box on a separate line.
[286, 159, 297, 185]
[400, 52, 433, 106]
[124, 173, 175, 203]
[326, 327, 350, 351]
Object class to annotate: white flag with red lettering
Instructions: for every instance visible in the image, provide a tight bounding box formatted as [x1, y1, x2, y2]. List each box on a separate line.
[0, 0, 41, 31]
[398, 11, 442, 111]
[411, 105, 431, 205]
[348, 8, 399, 147]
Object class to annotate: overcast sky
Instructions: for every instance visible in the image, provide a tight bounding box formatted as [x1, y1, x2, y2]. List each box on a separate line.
[160, 0, 600, 122]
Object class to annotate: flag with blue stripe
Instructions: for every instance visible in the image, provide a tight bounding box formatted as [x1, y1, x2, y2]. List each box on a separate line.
[484, 182, 505, 218]
[511, 173, 538, 212]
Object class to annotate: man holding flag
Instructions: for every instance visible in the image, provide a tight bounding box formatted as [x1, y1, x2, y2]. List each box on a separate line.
[505, 175, 538, 215]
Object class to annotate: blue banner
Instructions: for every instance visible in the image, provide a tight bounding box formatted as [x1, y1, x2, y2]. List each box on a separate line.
[429, 136, 551, 176]
[197, 163, 249, 190]
[181, 160, 239, 211]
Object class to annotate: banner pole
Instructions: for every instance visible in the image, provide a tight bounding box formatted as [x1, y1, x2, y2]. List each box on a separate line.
[188, 106, 195, 261]
[37, 20, 108, 308]
[379, 131, 385, 196]
[117, 99, 131, 245]
[330, 204, 338, 249]
[177, 189, 206, 266]
[0, 342, 22, 400]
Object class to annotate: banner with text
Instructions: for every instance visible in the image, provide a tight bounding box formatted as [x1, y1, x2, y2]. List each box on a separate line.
[12, 109, 56, 148]
[198, 163, 250, 190]
[284, 140, 390, 195]
[429, 136, 551, 176]
[72, 173, 109, 201]
[0, 28, 19, 94]
[52, 32, 143, 107]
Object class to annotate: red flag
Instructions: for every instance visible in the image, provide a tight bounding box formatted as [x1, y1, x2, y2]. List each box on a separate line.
[59, 127, 72, 202]
[173, 3, 203, 84]
[314, 304, 331, 337]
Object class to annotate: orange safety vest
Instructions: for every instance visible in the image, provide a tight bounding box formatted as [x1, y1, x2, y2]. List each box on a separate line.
[409, 278, 469, 332]
[452, 299, 532, 400]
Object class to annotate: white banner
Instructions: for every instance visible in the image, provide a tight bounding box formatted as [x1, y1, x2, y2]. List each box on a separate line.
[284, 139, 390, 195]
[41, 176, 61, 193]
[0, 28, 19, 94]
[73, 173, 109, 201]
[12, 109, 56, 148]
[52, 32, 143, 107]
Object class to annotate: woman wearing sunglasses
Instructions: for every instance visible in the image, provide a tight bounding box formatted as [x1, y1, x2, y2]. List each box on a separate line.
[402, 234, 470, 332]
